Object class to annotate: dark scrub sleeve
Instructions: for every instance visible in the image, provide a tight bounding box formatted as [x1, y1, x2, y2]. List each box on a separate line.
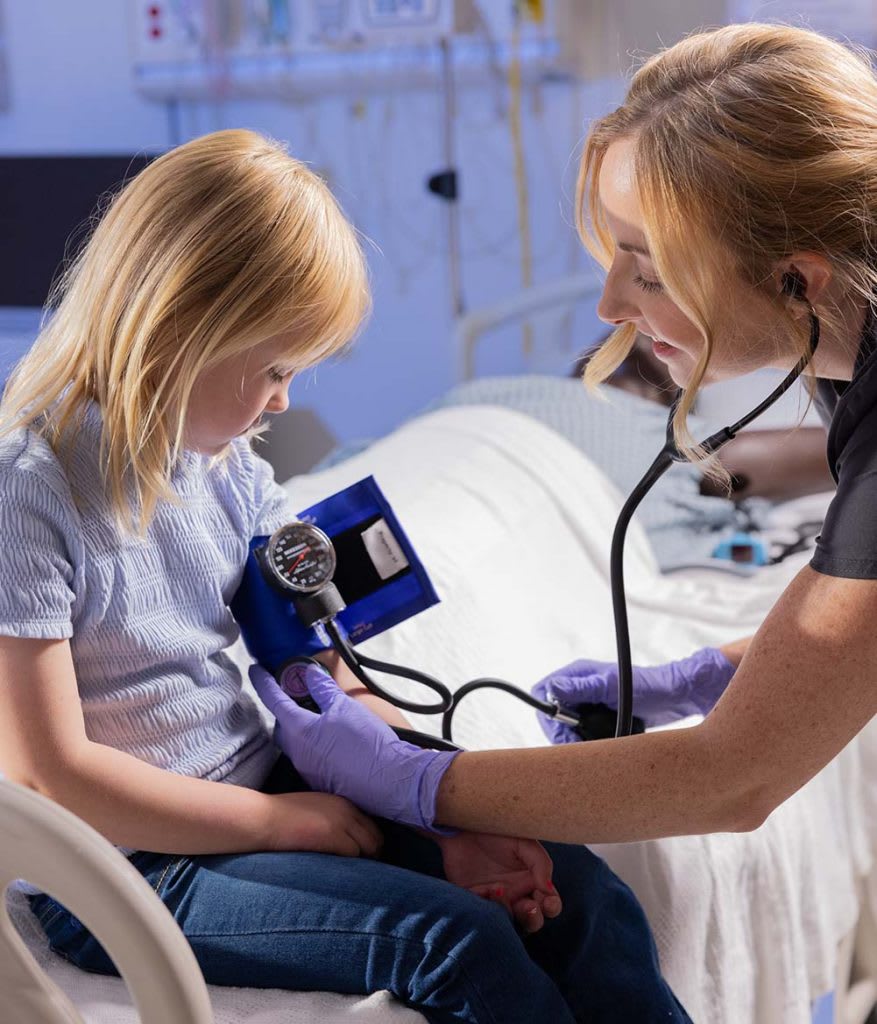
[811, 402, 877, 579]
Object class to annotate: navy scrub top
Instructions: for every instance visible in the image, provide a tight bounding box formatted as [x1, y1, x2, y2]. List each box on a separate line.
[811, 304, 877, 579]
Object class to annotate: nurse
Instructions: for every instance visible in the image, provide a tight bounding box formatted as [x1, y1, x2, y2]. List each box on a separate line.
[252, 22, 877, 846]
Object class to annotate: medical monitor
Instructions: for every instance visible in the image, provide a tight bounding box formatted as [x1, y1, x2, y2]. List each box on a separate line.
[0, 154, 154, 307]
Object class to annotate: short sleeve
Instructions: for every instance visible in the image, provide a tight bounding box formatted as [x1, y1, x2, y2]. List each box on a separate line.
[810, 406, 877, 579]
[0, 435, 82, 638]
[251, 449, 296, 537]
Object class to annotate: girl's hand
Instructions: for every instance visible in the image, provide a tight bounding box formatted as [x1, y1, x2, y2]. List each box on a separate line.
[436, 832, 562, 934]
[268, 791, 384, 858]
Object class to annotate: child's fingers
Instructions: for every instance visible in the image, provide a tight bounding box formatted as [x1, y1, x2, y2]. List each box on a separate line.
[529, 885, 562, 916]
[540, 888, 563, 918]
[469, 884, 513, 913]
[514, 838, 554, 892]
[469, 884, 550, 933]
[511, 898, 545, 934]
[349, 816, 384, 858]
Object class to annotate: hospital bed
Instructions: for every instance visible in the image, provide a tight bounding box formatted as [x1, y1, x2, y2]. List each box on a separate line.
[3, 398, 877, 1023]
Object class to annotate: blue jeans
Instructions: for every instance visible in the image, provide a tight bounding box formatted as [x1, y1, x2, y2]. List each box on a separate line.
[30, 757, 690, 1024]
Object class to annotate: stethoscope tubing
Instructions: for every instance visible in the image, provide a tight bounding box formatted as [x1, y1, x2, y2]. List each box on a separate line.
[611, 308, 820, 736]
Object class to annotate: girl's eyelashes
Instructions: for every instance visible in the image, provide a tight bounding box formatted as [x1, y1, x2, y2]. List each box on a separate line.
[267, 367, 289, 384]
[632, 273, 663, 294]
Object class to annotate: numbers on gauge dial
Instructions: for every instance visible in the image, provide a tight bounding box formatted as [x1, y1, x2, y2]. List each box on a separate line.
[267, 522, 336, 592]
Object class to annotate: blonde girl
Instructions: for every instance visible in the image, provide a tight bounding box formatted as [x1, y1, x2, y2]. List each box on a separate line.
[0, 129, 687, 1023]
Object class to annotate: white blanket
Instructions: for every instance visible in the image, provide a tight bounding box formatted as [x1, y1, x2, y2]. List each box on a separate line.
[11, 404, 873, 1023]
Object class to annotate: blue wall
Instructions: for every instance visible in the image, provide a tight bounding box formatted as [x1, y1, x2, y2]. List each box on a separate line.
[0, 1, 622, 450]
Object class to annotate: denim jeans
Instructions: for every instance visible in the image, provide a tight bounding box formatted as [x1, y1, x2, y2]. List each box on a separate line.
[30, 757, 690, 1024]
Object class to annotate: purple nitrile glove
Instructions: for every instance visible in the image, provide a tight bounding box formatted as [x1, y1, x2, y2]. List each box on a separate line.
[531, 646, 736, 742]
[249, 662, 460, 833]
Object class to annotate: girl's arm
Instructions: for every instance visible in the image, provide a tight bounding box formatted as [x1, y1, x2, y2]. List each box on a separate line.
[0, 636, 381, 856]
[434, 565, 877, 843]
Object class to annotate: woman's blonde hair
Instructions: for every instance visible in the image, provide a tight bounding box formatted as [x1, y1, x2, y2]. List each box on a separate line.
[577, 22, 877, 469]
[0, 128, 370, 531]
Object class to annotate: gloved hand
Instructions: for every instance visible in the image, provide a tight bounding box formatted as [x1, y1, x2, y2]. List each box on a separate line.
[532, 646, 736, 742]
[250, 662, 460, 833]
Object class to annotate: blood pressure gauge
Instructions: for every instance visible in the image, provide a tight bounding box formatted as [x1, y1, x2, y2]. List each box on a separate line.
[266, 521, 337, 594]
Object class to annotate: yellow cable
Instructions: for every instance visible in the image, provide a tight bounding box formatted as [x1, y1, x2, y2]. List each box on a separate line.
[520, 0, 545, 23]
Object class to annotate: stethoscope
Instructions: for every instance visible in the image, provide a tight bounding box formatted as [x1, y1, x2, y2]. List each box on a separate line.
[262, 300, 820, 750]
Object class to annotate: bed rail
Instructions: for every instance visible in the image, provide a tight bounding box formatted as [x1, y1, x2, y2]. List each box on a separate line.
[453, 271, 601, 380]
[0, 778, 213, 1024]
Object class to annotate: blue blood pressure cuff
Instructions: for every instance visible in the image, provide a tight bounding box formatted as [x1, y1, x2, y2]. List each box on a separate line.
[231, 476, 439, 674]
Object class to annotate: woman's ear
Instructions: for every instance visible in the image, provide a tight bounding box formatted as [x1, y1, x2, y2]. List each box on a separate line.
[773, 252, 833, 312]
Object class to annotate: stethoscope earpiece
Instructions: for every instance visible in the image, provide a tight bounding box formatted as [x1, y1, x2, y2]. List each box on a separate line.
[781, 269, 807, 301]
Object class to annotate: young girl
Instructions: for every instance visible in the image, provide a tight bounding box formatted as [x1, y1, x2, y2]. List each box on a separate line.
[0, 129, 688, 1022]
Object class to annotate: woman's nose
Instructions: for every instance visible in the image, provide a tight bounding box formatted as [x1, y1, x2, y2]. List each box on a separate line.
[596, 266, 641, 326]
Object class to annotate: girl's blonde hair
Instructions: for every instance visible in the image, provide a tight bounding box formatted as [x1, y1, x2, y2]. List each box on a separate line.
[577, 22, 877, 468]
[0, 128, 370, 530]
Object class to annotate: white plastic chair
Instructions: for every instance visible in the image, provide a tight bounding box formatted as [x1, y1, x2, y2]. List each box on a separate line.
[0, 777, 213, 1024]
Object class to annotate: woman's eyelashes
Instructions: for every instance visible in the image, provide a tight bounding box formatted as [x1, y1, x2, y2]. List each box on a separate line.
[267, 367, 291, 384]
[632, 273, 663, 295]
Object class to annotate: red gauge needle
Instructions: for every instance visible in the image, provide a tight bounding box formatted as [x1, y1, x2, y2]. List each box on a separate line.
[289, 548, 311, 573]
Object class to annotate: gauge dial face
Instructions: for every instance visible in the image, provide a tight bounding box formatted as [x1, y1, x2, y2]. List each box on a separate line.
[266, 521, 337, 593]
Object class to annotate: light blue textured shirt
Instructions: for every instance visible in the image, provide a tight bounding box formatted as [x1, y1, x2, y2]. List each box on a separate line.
[0, 402, 294, 789]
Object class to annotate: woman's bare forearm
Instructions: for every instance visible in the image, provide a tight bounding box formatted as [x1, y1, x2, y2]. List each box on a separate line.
[434, 724, 743, 844]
